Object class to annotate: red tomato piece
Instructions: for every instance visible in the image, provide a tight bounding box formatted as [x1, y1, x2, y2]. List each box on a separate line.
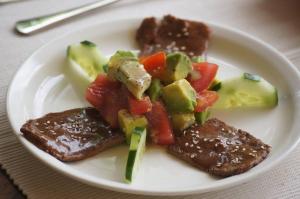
[86, 75, 126, 128]
[140, 51, 166, 78]
[188, 62, 218, 92]
[145, 101, 174, 145]
[128, 95, 152, 115]
[100, 90, 127, 128]
[195, 90, 219, 112]
[85, 75, 120, 109]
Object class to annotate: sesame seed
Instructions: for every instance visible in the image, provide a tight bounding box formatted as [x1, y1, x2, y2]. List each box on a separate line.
[221, 128, 225, 131]
[252, 150, 257, 153]
[198, 150, 203, 153]
[203, 138, 208, 142]
[192, 139, 199, 145]
[176, 33, 182, 37]
[182, 27, 188, 32]
[47, 121, 50, 124]
[209, 139, 215, 142]
[184, 32, 189, 36]
[191, 153, 196, 158]
[35, 122, 39, 125]
[185, 143, 189, 146]
[249, 153, 256, 157]
[235, 145, 240, 149]
[168, 32, 173, 36]
[190, 144, 194, 147]
[189, 52, 194, 56]
[173, 47, 179, 51]
[196, 146, 201, 149]
[242, 148, 246, 151]
[261, 146, 265, 149]
[155, 44, 161, 48]
[215, 143, 219, 147]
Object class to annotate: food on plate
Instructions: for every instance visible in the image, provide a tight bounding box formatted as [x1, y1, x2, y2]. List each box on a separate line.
[168, 118, 271, 177]
[161, 79, 196, 113]
[125, 127, 147, 183]
[160, 52, 192, 84]
[20, 15, 279, 183]
[213, 73, 278, 109]
[67, 41, 108, 86]
[20, 108, 125, 161]
[136, 15, 210, 57]
[108, 51, 151, 99]
[118, 109, 148, 143]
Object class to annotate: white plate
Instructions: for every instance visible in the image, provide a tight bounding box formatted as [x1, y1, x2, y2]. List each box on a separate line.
[6, 18, 300, 196]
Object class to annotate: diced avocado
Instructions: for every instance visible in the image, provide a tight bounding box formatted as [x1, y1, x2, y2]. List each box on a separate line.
[209, 79, 222, 91]
[171, 113, 195, 131]
[147, 78, 162, 101]
[118, 109, 148, 143]
[108, 51, 151, 99]
[161, 52, 192, 84]
[161, 79, 197, 113]
[125, 127, 147, 183]
[195, 110, 210, 125]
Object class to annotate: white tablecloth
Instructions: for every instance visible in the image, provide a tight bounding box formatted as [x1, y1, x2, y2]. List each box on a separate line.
[1, 0, 300, 198]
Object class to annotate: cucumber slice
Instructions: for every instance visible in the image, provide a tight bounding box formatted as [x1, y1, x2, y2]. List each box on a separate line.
[209, 79, 222, 91]
[125, 127, 147, 183]
[191, 56, 205, 63]
[195, 110, 210, 125]
[148, 78, 162, 102]
[67, 40, 108, 83]
[213, 73, 278, 109]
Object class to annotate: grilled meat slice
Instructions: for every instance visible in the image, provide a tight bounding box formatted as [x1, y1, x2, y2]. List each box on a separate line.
[136, 15, 210, 57]
[168, 118, 271, 177]
[20, 107, 125, 162]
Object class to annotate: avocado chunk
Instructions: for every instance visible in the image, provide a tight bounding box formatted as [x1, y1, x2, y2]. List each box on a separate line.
[171, 113, 195, 131]
[118, 109, 148, 143]
[195, 110, 210, 125]
[161, 52, 192, 84]
[108, 51, 151, 99]
[161, 79, 197, 113]
[147, 78, 162, 101]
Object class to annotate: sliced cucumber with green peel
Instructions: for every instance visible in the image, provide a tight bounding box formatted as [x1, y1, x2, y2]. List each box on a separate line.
[209, 79, 222, 91]
[213, 73, 278, 109]
[195, 110, 210, 125]
[67, 40, 108, 83]
[125, 127, 147, 183]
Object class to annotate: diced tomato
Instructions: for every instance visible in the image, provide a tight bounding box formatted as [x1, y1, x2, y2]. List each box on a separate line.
[85, 75, 120, 109]
[86, 75, 126, 128]
[188, 62, 218, 92]
[128, 95, 152, 115]
[145, 101, 174, 145]
[100, 90, 127, 128]
[195, 90, 219, 112]
[140, 52, 166, 78]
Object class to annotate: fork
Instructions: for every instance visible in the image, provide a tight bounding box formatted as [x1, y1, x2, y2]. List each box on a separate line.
[15, 0, 120, 35]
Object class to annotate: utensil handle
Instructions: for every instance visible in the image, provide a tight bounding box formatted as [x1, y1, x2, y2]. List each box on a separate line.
[16, 0, 120, 34]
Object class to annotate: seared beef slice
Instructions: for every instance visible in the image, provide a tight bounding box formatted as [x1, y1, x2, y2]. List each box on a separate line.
[168, 118, 271, 177]
[20, 107, 125, 162]
[136, 15, 210, 57]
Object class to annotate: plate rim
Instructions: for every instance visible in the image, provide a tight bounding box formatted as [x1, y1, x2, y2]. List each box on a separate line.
[6, 17, 300, 196]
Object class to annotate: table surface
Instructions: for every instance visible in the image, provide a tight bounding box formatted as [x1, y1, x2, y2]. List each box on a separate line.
[1, 0, 300, 199]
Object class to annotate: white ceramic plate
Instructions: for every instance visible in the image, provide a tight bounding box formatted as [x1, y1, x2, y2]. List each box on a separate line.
[7, 18, 300, 196]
